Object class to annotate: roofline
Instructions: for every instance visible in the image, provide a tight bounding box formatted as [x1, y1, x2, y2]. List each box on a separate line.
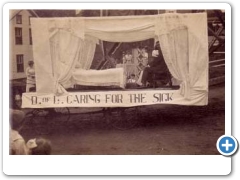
[29, 10, 39, 17]
[9, 9, 39, 21]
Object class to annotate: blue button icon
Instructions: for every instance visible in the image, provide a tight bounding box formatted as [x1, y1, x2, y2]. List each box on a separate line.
[217, 135, 238, 156]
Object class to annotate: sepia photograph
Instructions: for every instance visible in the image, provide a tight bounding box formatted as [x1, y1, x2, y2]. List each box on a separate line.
[8, 8, 226, 157]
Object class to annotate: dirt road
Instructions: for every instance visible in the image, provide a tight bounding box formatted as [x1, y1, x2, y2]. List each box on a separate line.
[21, 83, 225, 155]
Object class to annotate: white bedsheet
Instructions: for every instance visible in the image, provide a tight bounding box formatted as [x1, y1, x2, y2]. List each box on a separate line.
[72, 67, 126, 88]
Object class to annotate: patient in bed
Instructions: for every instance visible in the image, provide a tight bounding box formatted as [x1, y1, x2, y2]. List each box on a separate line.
[72, 61, 126, 89]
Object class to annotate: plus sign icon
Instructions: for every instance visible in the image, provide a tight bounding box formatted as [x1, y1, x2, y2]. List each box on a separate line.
[216, 135, 238, 156]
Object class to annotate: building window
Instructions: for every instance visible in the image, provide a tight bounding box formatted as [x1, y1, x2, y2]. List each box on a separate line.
[16, 15, 22, 24]
[16, 55, 24, 73]
[29, 28, 32, 45]
[15, 27, 22, 45]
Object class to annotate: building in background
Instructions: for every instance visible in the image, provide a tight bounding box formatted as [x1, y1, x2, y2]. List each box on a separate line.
[9, 10, 39, 108]
[9, 10, 76, 83]
[9, 10, 38, 81]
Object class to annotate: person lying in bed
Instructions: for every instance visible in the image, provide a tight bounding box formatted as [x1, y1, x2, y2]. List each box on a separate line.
[72, 57, 126, 89]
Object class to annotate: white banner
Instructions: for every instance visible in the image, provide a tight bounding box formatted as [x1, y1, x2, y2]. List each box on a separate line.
[22, 89, 208, 108]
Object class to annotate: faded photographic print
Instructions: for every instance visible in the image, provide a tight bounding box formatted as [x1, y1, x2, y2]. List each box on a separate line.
[9, 9, 225, 155]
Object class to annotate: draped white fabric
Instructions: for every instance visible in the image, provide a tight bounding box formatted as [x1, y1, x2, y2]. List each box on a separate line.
[30, 13, 208, 105]
[75, 36, 97, 70]
[156, 26, 190, 99]
[42, 16, 156, 42]
[50, 30, 84, 95]
[155, 13, 208, 100]
[188, 33, 209, 91]
[49, 31, 97, 94]
[85, 15, 156, 42]
[181, 13, 209, 92]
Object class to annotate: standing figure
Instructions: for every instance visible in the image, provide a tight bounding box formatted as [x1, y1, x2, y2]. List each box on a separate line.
[140, 46, 149, 67]
[123, 50, 133, 64]
[141, 41, 169, 87]
[14, 91, 22, 109]
[26, 60, 36, 92]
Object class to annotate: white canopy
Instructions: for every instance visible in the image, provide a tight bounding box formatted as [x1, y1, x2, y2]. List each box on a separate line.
[23, 12, 209, 107]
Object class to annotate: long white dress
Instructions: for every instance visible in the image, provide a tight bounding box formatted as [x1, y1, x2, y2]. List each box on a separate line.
[26, 67, 36, 92]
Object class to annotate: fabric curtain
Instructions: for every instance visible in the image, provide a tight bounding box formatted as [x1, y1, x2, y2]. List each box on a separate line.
[155, 13, 208, 99]
[76, 36, 97, 70]
[31, 13, 208, 101]
[85, 15, 156, 42]
[188, 32, 209, 91]
[50, 30, 83, 95]
[155, 15, 190, 99]
[50, 30, 97, 95]
[181, 13, 209, 91]
[47, 16, 156, 42]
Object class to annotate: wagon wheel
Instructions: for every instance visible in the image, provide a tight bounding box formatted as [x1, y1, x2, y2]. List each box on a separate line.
[41, 107, 71, 132]
[69, 113, 93, 131]
[53, 107, 70, 122]
[22, 111, 34, 126]
[29, 109, 51, 135]
[106, 107, 139, 130]
[44, 108, 70, 123]
[19, 110, 35, 133]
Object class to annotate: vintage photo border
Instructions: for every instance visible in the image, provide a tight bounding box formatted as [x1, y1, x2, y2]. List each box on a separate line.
[2, 2, 231, 176]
